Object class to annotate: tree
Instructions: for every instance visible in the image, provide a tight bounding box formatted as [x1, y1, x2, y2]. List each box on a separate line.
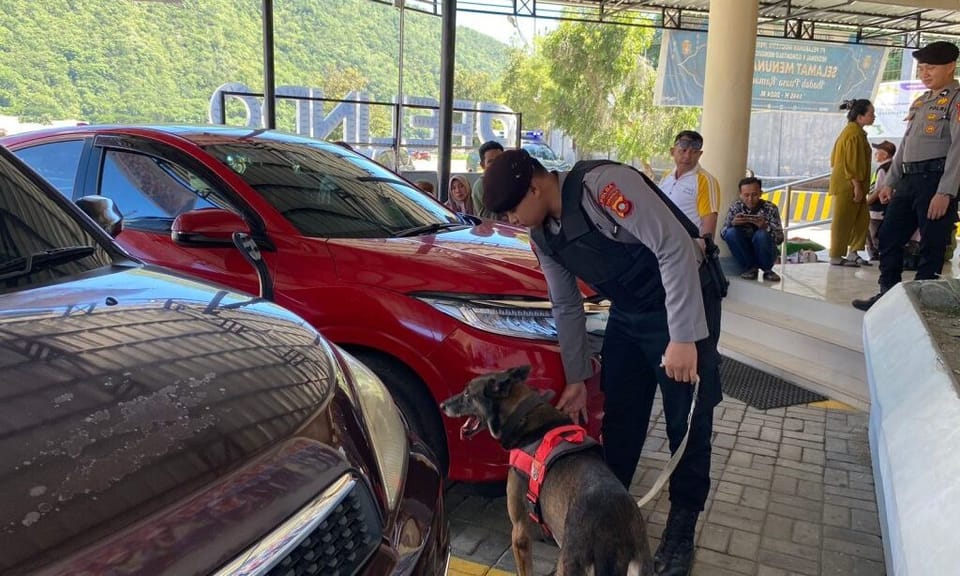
[498, 45, 553, 131]
[454, 68, 498, 104]
[0, 0, 510, 127]
[611, 59, 699, 166]
[511, 16, 699, 166]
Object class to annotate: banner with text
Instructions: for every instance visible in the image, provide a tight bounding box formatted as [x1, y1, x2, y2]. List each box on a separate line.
[872, 80, 927, 138]
[655, 30, 887, 112]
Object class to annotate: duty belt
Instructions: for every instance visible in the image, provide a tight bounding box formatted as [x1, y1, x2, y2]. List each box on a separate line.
[902, 158, 946, 174]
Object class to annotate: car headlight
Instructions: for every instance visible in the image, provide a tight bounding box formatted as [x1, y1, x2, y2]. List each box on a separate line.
[416, 296, 609, 341]
[340, 352, 408, 511]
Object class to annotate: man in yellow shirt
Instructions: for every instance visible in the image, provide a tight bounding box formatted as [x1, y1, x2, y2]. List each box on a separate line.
[660, 131, 721, 238]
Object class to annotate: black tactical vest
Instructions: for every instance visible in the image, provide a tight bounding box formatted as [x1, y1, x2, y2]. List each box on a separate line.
[531, 161, 685, 312]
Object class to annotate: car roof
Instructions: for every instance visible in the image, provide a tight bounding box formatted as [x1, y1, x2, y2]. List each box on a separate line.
[3, 124, 342, 150]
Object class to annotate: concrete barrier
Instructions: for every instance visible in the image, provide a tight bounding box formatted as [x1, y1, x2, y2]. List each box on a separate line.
[863, 279, 960, 576]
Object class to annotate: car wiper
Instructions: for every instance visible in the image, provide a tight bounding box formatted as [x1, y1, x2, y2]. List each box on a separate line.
[0, 246, 97, 281]
[357, 176, 405, 184]
[392, 222, 467, 238]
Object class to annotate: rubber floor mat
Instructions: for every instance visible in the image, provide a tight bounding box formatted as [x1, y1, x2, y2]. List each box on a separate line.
[720, 356, 826, 410]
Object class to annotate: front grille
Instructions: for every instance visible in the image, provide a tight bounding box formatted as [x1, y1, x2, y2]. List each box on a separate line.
[266, 482, 381, 576]
[215, 475, 383, 576]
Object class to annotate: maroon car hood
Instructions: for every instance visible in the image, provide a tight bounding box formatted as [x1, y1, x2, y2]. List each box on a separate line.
[328, 222, 551, 296]
[0, 267, 359, 575]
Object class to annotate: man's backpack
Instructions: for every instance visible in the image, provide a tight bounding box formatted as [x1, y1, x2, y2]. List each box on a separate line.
[564, 160, 729, 298]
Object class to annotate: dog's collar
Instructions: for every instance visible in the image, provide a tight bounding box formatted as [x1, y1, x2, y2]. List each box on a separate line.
[500, 393, 570, 450]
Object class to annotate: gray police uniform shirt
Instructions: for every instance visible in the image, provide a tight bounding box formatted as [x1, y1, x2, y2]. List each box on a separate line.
[884, 79, 960, 197]
[534, 163, 709, 384]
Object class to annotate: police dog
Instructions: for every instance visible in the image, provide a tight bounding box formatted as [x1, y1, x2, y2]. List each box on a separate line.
[441, 366, 653, 576]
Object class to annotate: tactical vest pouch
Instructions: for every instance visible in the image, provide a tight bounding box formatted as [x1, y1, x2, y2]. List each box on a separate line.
[701, 234, 729, 298]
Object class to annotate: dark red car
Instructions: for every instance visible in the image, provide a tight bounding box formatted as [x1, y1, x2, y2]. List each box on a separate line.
[0, 145, 447, 575]
[3, 126, 606, 483]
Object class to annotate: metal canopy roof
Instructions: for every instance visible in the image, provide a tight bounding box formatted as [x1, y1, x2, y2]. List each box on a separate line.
[385, 0, 960, 48]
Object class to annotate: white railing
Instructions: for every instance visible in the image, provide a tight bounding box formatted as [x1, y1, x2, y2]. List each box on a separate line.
[763, 172, 832, 267]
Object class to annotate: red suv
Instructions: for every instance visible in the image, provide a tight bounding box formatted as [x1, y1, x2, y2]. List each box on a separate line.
[4, 126, 605, 482]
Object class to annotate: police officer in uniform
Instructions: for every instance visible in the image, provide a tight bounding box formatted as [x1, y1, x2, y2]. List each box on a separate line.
[483, 150, 723, 576]
[853, 41, 960, 311]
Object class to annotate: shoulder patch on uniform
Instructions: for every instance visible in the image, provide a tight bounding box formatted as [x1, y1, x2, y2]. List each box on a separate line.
[599, 182, 633, 218]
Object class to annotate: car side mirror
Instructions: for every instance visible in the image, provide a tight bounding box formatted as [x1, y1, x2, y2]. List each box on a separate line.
[76, 195, 123, 237]
[172, 208, 248, 247]
[172, 209, 275, 301]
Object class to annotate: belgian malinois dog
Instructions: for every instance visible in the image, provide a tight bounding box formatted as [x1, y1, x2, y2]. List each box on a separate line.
[441, 366, 653, 576]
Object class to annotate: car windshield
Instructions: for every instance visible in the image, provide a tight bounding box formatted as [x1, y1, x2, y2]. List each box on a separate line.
[0, 151, 114, 294]
[522, 142, 557, 161]
[201, 138, 462, 239]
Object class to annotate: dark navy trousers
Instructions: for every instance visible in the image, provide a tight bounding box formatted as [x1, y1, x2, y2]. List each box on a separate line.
[600, 281, 722, 512]
[878, 170, 958, 291]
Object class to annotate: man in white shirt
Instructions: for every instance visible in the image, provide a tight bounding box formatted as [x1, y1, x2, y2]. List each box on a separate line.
[660, 131, 721, 238]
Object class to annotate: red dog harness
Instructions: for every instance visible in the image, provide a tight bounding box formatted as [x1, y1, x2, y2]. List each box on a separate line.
[508, 424, 600, 532]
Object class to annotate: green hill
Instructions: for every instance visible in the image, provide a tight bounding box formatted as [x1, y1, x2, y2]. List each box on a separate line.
[0, 0, 509, 124]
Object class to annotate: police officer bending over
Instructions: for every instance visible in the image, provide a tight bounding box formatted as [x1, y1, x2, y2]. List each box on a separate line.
[483, 150, 723, 576]
[853, 41, 960, 311]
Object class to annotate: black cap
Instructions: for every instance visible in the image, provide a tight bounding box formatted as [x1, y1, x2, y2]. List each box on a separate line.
[674, 130, 703, 145]
[482, 149, 538, 214]
[913, 41, 959, 65]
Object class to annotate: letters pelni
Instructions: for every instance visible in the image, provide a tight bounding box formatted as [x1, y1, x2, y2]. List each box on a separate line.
[208, 82, 515, 149]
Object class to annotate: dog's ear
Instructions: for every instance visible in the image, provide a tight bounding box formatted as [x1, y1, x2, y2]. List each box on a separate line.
[507, 365, 531, 383]
[486, 365, 531, 398]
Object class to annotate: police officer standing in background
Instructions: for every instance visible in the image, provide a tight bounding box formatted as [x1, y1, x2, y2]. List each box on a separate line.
[853, 41, 960, 311]
[483, 150, 723, 576]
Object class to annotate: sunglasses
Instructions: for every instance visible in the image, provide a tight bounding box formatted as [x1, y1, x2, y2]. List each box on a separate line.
[674, 139, 703, 151]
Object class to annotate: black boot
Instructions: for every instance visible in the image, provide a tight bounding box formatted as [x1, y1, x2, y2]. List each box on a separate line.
[654, 506, 699, 576]
[852, 292, 883, 311]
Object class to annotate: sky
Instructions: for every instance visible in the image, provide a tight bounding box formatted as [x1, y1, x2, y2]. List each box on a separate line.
[456, 11, 556, 47]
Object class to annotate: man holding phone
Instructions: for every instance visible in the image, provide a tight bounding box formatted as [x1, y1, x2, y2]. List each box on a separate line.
[721, 176, 785, 281]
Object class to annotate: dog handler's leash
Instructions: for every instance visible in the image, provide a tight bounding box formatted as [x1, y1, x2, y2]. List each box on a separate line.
[634, 358, 700, 509]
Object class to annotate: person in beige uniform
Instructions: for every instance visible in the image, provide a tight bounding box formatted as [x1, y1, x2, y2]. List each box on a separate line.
[483, 150, 723, 576]
[853, 41, 960, 311]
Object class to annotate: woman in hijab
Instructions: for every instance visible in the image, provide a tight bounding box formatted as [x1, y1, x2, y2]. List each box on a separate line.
[445, 174, 476, 215]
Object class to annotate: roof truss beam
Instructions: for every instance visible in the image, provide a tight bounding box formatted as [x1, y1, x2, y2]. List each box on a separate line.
[391, 0, 960, 46]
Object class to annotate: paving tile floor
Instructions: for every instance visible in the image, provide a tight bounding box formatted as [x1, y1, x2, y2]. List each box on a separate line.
[445, 393, 885, 576]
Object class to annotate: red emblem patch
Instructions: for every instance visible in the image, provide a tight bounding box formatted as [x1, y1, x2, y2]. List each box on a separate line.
[599, 182, 633, 217]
